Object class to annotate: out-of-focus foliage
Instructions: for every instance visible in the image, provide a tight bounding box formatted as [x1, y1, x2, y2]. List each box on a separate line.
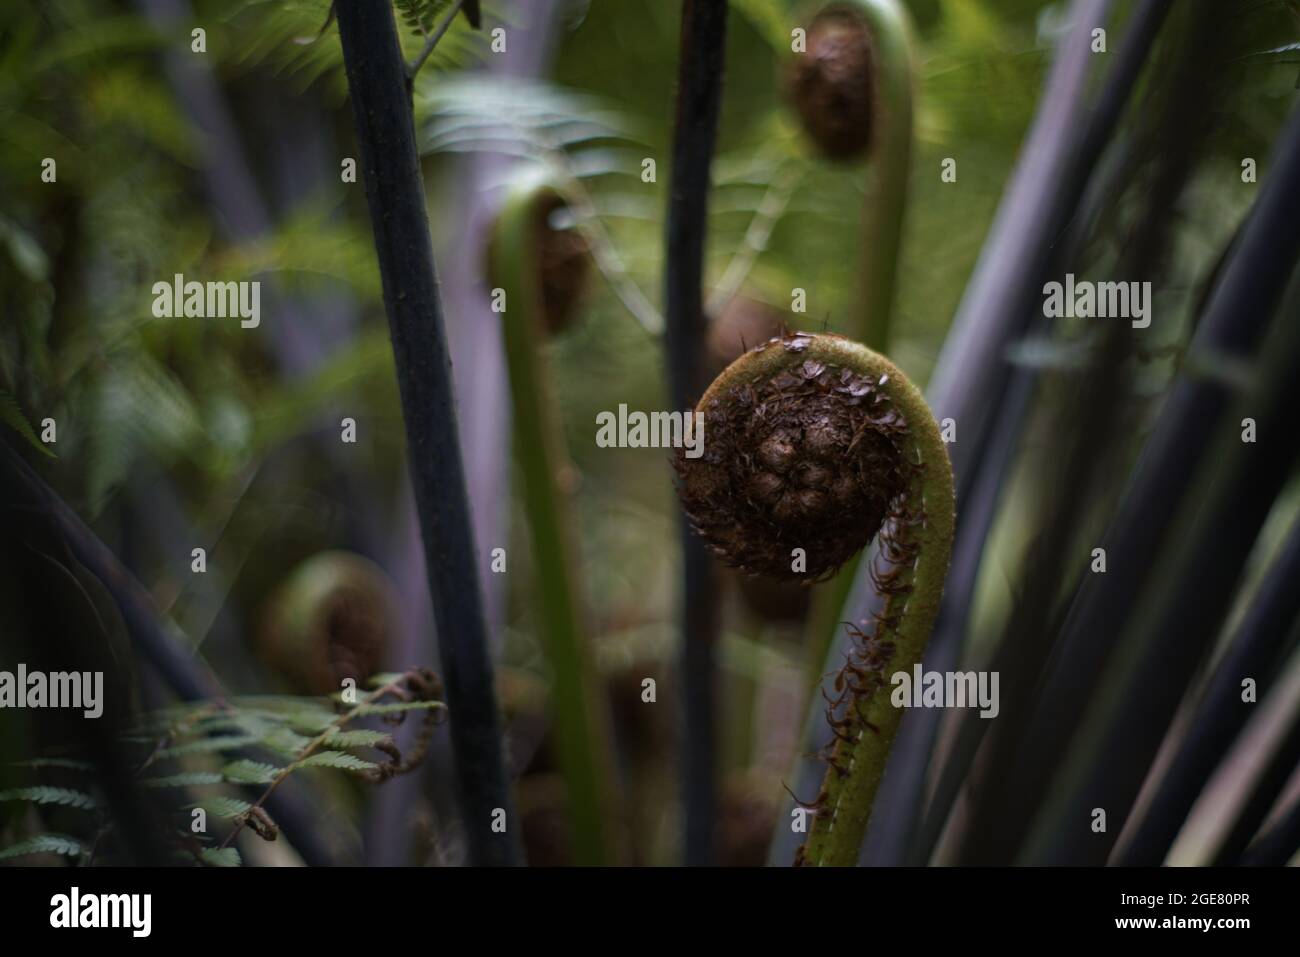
[4, 0, 1299, 867]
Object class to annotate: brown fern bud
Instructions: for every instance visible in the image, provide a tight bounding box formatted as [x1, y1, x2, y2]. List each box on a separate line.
[488, 190, 592, 336]
[674, 332, 908, 582]
[534, 194, 591, 335]
[257, 551, 395, 696]
[788, 4, 876, 161]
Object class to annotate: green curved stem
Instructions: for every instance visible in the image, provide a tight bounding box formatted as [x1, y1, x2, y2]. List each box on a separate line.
[802, 0, 917, 694]
[706, 336, 952, 867]
[827, 0, 917, 351]
[490, 178, 620, 865]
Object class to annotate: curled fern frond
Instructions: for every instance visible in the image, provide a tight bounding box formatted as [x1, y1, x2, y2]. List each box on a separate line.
[673, 332, 954, 866]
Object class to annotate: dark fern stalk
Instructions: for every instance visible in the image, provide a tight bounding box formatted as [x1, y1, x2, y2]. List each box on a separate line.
[1118, 515, 1300, 865]
[335, 1, 520, 866]
[1021, 245, 1300, 865]
[664, 0, 729, 866]
[866, 0, 1174, 867]
[1001, 102, 1300, 866]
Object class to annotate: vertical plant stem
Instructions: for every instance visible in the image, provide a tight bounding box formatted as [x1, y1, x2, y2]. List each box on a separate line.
[335, 2, 520, 867]
[665, 0, 729, 866]
[802, 0, 916, 696]
[848, 0, 916, 353]
[490, 181, 621, 865]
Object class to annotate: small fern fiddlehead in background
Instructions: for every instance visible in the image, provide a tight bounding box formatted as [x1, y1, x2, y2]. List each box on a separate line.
[787, 0, 916, 352]
[674, 331, 953, 866]
[487, 176, 620, 865]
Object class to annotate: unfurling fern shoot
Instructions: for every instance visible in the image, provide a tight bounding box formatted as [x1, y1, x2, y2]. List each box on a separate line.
[673, 332, 953, 866]
[487, 176, 619, 866]
[787, 0, 915, 351]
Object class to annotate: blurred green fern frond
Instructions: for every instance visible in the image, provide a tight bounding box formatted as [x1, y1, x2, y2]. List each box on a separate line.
[0, 834, 83, 862]
[417, 76, 646, 163]
[0, 389, 54, 458]
[0, 786, 97, 810]
[0, 668, 444, 866]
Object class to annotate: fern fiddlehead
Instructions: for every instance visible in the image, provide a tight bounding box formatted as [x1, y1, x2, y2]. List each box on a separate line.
[487, 177, 620, 865]
[674, 331, 953, 865]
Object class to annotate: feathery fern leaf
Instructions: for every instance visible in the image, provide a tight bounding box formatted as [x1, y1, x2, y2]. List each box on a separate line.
[351, 699, 447, 717]
[198, 847, 242, 867]
[140, 771, 226, 788]
[189, 797, 253, 820]
[0, 834, 83, 861]
[221, 760, 281, 785]
[0, 787, 97, 810]
[293, 751, 379, 773]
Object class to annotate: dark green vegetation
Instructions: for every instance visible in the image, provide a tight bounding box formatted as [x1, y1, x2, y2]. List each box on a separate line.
[2, 0, 1299, 867]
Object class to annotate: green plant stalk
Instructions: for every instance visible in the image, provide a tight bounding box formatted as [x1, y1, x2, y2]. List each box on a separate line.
[848, 0, 916, 353]
[709, 337, 954, 867]
[802, 0, 917, 688]
[490, 180, 620, 865]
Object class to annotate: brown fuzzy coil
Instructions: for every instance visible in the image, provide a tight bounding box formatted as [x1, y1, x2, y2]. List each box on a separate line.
[788, 5, 877, 161]
[258, 552, 395, 696]
[674, 332, 909, 582]
[532, 193, 591, 335]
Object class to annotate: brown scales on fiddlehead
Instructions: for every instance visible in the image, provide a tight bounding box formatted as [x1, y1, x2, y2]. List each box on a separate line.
[675, 331, 912, 583]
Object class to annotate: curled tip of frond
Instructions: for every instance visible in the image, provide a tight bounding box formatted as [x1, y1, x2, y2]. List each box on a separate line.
[788, 4, 877, 162]
[675, 332, 912, 582]
[488, 187, 592, 337]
